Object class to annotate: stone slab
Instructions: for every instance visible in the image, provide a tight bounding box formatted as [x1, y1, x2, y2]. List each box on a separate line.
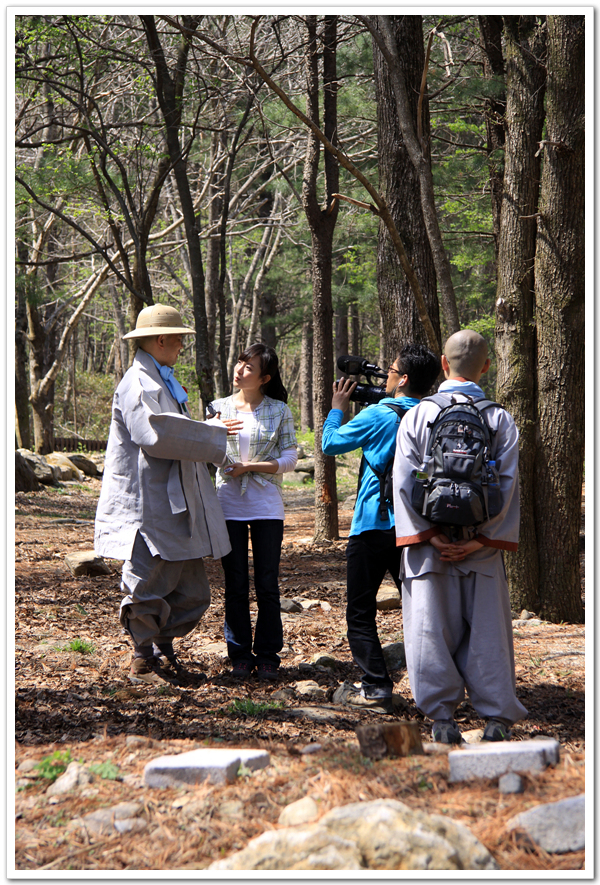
[144, 748, 270, 788]
[506, 794, 585, 853]
[449, 739, 559, 782]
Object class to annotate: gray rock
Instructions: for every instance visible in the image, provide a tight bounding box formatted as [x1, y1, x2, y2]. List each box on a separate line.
[67, 453, 100, 476]
[520, 609, 536, 620]
[64, 551, 112, 577]
[382, 641, 406, 672]
[17, 449, 58, 486]
[278, 796, 319, 827]
[295, 459, 315, 474]
[295, 598, 322, 611]
[310, 653, 337, 669]
[506, 794, 585, 853]
[294, 680, 327, 700]
[498, 772, 524, 794]
[144, 748, 270, 788]
[342, 495, 357, 510]
[299, 743, 322, 755]
[47, 762, 94, 796]
[280, 598, 303, 613]
[272, 688, 295, 702]
[449, 739, 560, 782]
[46, 452, 85, 482]
[211, 828, 363, 870]
[376, 587, 401, 611]
[72, 801, 145, 836]
[209, 799, 497, 870]
[17, 758, 39, 773]
[15, 452, 40, 492]
[87, 453, 105, 475]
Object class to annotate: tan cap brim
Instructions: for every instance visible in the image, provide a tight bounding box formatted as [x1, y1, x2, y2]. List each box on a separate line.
[122, 325, 196, 340]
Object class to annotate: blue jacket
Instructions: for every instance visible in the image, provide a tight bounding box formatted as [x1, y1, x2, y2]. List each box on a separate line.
[322, 396, 419, 536]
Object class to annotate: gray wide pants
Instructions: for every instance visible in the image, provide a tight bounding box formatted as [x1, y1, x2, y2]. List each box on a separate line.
[120, 532, 211, 649]
[402, 565, 528, 724]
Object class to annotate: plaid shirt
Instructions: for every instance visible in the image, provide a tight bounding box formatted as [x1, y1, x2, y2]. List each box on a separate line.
[210, 394, 297, 496]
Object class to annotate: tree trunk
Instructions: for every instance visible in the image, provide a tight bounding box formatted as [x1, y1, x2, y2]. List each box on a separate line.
[108, 280, 128, 383]
[335, 301, 349, 364]
[533, 15, 585, 623]
[205, 131, 224, 374]
[28, 300, 56, 454]
[259, 288, 277, 350]
[300, 308, 314, 433]
[142, 15, 213, 408]
[15, 272, 31, 450]
[479, 15, 507, 260]
[495, 15, 547, 613]
[302, 16, 339, 542]
[373, 15, 459, 338]
[373, 15, 440, 362]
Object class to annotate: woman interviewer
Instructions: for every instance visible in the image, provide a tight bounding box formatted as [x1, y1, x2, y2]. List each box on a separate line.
[210, 344, 298, 680]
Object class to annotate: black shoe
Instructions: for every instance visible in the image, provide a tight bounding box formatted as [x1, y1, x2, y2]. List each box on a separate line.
[255, 661, 279, 682]
[231, 660, 255, 680]
[432, 719, 462, 744]
[482, 718, 512, 741]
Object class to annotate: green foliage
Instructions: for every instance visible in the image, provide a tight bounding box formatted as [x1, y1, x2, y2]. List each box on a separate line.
[296, 429, 315, 453]
[227, 698, 283, 716]
[34, 750, 72, 782]
[88, 761, 121, 780]
[55, 370, 116, 441]
[57, 638, 95, 654]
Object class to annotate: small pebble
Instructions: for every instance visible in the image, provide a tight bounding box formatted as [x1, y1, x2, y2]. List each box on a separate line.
[299, 743, 322, 755]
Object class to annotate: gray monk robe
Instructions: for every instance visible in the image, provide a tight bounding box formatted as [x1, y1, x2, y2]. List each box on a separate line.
[392, 391, 528, 725]
[95, 349, 231, 647]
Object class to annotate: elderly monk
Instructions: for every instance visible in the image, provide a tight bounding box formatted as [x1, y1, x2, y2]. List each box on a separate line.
[393, 330, 527, 744]
[95, 304, 231, 686]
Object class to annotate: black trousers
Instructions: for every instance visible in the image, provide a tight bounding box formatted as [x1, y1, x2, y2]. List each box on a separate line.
[345, 528, 402, 695]
[222, 519, 284, 666]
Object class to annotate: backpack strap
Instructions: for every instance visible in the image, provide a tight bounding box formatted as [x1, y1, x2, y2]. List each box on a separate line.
[363, 454, 395, 520]
[420, 392, 454, 409]
[355, 402, 405, 520]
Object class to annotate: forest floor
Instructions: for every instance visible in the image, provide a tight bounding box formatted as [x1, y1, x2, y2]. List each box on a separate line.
[13, 481, 586, 872]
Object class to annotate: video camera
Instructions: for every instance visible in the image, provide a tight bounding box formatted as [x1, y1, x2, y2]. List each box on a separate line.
[336, 355, 388, 406]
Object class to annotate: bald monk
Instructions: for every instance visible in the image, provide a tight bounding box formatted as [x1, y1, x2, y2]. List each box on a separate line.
[392, 330, 527, 744]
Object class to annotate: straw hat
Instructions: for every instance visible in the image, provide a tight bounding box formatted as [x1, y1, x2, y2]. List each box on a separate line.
[122, 304, 196, 340]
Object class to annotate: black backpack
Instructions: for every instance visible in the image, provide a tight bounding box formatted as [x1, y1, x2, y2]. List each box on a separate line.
[411, 393, 503, 527]
[357, 402, 406, 520]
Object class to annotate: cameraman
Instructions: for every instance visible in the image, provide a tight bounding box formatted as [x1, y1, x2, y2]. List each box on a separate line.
[322, 344, 441, 711]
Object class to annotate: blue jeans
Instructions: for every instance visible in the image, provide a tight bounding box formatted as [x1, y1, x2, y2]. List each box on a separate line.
[346, 528, 402, 697]
[222, 519, 284, 666]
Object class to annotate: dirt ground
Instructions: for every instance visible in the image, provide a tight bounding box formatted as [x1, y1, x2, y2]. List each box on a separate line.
[13, 482, 586, 872]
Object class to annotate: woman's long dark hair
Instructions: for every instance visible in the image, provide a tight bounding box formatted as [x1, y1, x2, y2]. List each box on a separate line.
[238, 343, 288, 403]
